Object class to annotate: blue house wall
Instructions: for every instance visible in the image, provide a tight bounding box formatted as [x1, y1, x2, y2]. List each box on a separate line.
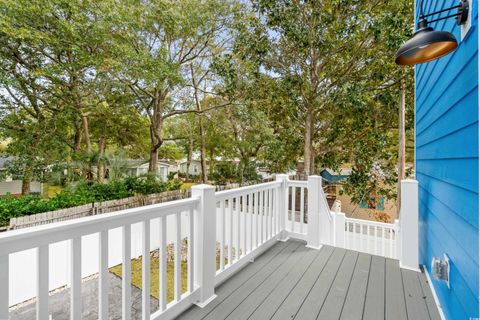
[415, 1, 479, 319]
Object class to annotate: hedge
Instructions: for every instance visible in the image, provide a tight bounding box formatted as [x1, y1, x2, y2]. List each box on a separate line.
[0, 176, 182, 227]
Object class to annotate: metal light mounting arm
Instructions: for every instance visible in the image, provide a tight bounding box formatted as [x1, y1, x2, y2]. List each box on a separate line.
[395, 0, 470, 65]
[419, 0, 469, 25]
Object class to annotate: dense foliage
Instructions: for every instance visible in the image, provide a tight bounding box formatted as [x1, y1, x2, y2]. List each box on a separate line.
[0, 177, 181, 226]
[0, 0, 414, 205]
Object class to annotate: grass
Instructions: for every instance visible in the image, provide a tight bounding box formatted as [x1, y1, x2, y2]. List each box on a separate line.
[110, 252, 226, 302]
[180, 182, 196, 190]
[110, 256, 188, 302]
[43, 184, 64, 198]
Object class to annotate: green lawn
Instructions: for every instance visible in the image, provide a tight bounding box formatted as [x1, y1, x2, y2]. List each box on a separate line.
[180, 182, 197, 190]
[43, 184, 64, 198]
[110, 253, 225, 302]
[110, 256, 188, 302]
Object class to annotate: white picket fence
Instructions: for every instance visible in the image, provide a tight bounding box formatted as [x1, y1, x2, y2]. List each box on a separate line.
[0, 175, 418, 320]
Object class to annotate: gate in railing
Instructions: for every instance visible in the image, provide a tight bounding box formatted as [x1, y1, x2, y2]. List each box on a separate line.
[0, 176, 418, 320]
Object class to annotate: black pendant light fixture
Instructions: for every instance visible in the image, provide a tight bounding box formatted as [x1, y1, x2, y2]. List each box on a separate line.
[396, 0, 470, 65]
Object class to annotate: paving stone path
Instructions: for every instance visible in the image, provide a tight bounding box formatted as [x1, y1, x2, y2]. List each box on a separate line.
[9, 273, 158, 320]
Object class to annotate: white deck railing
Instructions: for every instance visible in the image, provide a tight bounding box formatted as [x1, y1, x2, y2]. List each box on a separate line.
[0, 176, 418, 320]
[344, 217, 399, 259]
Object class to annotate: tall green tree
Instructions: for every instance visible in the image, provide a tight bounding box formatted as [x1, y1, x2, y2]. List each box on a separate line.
[109, 0, 234, 174]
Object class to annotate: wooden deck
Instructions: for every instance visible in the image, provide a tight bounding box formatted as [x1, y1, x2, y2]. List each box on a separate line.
[178, 239, 441, 320]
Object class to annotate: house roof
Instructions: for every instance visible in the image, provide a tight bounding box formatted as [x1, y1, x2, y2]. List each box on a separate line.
[126, 159, 170, 168]
[320, 168, 350, 183]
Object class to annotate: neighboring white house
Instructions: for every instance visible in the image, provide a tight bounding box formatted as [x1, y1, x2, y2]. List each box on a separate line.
[125, 160, 171, 182]
[178, 159, 202, 176]
[0, 156, 43, 195]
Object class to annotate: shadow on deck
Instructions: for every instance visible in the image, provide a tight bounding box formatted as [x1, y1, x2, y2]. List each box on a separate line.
[178, 239, 441, 320]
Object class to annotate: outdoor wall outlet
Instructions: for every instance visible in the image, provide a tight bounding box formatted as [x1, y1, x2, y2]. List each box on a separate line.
[431, 254, 450, 289]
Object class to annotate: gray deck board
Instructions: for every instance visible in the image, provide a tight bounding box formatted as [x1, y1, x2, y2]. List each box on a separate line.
[363, 255, 385, 320]
[340, 253, 372, 320]
[293, 247, 346, 320]
[417, 270, 442, 320]
[202, 241, 303, 320]
[178, 240, 440, 320]
[267, 245, 335, 320]
[317, 250, 358, 319]
[248, 245, 334, 320]
[385, 258, 408, 320]
[402, 269, 431, 320]
[224, 245, 315, 320]
[177, 240, 291, 320]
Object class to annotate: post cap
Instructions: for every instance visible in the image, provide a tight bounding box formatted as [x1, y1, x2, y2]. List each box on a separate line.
[191, 184, 216, 190]
[401, 179, 418, 184]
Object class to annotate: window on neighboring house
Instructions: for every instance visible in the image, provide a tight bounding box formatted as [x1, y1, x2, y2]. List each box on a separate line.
[359, 196, 385, 210]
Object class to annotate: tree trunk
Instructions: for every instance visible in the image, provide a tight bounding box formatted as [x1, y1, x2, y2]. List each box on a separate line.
[310, 148, 315, 175]
[148, 92, 166, 175]
[186, 139, 193, 181]
[149, 147, 158, 175]
[148, 120, 162, 174]
[191, 64, 208, 183]
[73, 119, 82, 153]
[239, 159, 246, 186]
[397, 77, 406, 214]
[81, 114, 91, 153]
[303, 108, 314, 176]
[97, 137, 106, 183]
[199, 117, 208, 183]
[21, 159, 33, 195]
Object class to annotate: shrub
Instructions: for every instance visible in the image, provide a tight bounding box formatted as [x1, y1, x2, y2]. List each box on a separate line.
[0, 176, 182, 226]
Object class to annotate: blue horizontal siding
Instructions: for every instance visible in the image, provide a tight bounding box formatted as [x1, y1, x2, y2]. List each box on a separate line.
[416, 123, 478, 160]
[416, 172, 478, 228]
[415, 0, 479, 319]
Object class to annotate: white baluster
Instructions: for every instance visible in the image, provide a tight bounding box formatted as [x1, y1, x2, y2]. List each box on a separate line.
[142, 220, 150, 320]
[0, 254, 8, 320]
[300, 187, 305, 234]
[269, 188, 274, 238]
[99, 230, 108, 320]
[382, 227, 386, 257]
[71, 237, 82, 320]
[236, 196, 240, 260]
[219, 201, 225, 271]
[228, 198, 233, 264]
[159, 216, 167, 311]
[37, 244, 49, 320]
[174, 213, 181, 302]
[242, 195, 247, 256]
[188, 208, 195, 293]
[255, 192, 259, 247]
[249, 194, 253, 252]
[122, 226, 131, 320]
[260, 191, 264, 244]
[291, 186, 295, 233]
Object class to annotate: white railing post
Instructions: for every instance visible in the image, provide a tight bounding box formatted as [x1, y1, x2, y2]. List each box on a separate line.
[333, 200, 345, 248]
[275, 174, 289, 241]
[399, 179, 419, 271]
[307, 175, 322, 249]
[191, 184, 217, 307]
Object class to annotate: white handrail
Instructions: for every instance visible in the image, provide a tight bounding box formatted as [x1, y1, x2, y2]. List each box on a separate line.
[215, 181, 281, 202]
[0, 197, 199, 255]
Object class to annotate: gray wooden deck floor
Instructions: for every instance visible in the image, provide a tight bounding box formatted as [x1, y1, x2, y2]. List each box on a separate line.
[178, 239, 441, 320]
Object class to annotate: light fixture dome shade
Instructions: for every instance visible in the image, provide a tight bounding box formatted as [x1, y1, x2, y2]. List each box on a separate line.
[395, 27, 458, 65]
